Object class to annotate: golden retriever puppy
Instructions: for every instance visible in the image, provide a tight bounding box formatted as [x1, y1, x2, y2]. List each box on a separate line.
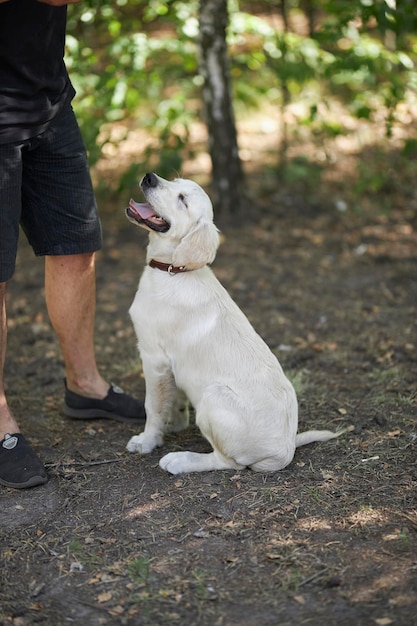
[126, 173, 351, 474]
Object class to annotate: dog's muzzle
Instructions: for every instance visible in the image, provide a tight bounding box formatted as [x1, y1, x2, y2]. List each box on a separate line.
[126, 199, 170, 233]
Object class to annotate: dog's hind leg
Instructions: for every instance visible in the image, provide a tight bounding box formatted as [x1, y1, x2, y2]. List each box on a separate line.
[159, 387, 252, 474]
[159, 450, 243, 474]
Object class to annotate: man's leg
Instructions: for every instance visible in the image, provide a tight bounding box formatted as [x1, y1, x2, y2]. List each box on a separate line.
[45, 253, 145, 423]
[0, 281, 47, 488]
[0, 282, 20, 440]
[44, 253, 109, 399]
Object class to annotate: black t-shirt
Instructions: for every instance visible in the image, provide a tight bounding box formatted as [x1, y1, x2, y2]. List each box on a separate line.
[0, 0, 76, 144]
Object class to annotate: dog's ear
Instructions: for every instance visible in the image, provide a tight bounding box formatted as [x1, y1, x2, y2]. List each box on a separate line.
[172, 220, 220, 270]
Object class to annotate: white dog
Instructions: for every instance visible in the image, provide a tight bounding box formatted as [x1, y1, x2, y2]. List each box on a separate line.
[126, 173, 351, 474]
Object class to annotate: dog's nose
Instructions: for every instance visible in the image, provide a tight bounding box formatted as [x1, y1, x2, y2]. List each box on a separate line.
[141, 172, 158, 188]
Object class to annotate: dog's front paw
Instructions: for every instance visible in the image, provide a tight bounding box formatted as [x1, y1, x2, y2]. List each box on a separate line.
[126, 432, 161, 455]
[126, 434, 144, 453]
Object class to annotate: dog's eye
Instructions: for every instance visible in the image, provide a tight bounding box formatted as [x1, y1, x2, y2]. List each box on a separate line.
[178, 194, 188, 208]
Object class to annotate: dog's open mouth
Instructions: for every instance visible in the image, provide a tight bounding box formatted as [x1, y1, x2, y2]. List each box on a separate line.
[126, 199, 170, 233]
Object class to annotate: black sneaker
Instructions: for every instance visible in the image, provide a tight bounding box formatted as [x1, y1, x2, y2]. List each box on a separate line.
[63, 381, 146, 424]
[0, 433, 48, 489]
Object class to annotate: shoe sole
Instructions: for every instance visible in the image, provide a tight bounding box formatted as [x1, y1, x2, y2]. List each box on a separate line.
[0, 474, 48, 489]
[63, 404, 146, 424]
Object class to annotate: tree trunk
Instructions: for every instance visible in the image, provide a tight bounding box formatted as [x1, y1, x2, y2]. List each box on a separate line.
[198, 0, 245, 217]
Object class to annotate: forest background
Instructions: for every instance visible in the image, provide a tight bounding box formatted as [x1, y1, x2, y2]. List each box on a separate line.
[66, 0, 417, 217]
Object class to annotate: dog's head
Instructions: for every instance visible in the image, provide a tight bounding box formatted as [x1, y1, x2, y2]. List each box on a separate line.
[126, 173, 220, 270]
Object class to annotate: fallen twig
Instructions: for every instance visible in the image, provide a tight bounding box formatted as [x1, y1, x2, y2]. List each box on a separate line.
[298, 567, 329, 588]
[45, 458, 124, 468]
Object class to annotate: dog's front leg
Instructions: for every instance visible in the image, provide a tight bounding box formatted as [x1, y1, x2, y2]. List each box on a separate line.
[127, 363, 177, 455]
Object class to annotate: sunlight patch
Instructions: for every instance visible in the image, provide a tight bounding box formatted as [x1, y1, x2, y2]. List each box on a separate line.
[125, 496, 169, 520]
[296, 517, 332, 531]
[348, 506, 386, 528]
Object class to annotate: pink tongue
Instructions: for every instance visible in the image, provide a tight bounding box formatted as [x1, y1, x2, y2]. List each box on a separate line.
[129, 199, 156, 220]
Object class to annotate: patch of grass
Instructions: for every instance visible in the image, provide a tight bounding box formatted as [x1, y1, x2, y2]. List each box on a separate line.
[280, 567, 302, 593]
[68, 538, 83, 556]
[308, 487, 321, 503]
[128, 556, 151, 584]
[398, 528, 411, 549]
[287, 369, 310, 396]
[66, 537, 102, 569]
[189, 569, 217, 601]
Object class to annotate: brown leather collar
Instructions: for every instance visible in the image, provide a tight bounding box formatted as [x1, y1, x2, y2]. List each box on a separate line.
[149, 259, 189, 275]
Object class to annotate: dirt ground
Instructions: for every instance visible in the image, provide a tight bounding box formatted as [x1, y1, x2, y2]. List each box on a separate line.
[0, 155, 416, 625]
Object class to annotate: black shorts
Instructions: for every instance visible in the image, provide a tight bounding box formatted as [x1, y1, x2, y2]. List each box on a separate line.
[0, 106, 102, 282]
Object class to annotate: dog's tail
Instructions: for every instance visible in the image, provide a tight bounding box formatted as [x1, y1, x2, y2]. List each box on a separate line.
[295, 425, 354, 448]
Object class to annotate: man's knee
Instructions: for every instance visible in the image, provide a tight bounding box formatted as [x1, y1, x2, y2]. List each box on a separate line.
[46, 253, 96, 273]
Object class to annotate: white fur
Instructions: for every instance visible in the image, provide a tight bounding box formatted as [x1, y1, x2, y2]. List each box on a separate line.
[127, 174, 351, 474]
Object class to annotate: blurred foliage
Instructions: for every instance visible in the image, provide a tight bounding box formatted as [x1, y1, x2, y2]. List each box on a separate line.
[65, 0, 417, 190]
[66, 0, 199, 172]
